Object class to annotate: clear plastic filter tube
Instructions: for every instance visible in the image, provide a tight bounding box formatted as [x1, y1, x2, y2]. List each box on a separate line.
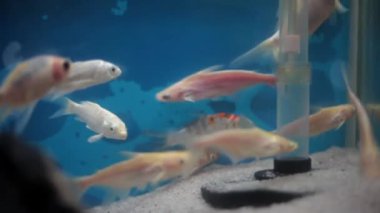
[276, 0, 311, 159]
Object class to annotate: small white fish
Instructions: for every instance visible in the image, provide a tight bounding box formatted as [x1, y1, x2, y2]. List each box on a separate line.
[51, 98, 127, 143]
[231, 0, 348, 67]
[48, 60, 122, 99]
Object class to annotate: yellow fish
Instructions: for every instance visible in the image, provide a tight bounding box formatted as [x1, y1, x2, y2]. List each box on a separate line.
[342, 70, 380, 179]
[191, 128, 298, 164]
[275, 104, 355, 137]
[76, 150, 217, 193]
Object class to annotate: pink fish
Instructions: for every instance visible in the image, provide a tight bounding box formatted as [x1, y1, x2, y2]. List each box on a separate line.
[0, 55, 71, 132]
[342, 70, 380, 179]
[156, 65, 276, 102]
[231, 0, 348, 67]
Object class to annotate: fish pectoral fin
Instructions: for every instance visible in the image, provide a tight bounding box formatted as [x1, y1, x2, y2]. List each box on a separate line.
[335, 121, 345, 130]
[14, 102, 37, 134]
[88, 134, 103, 143]
[183, 93, 195, 102]
[86, 125, 94, 131]
[151, 170, 166, 185]
[143, 164, 163, 174]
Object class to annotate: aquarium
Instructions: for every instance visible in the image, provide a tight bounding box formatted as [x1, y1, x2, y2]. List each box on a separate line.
[3, 0, 379, 212]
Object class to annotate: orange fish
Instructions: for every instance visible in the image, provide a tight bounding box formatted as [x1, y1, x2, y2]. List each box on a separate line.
[156, 65, 276, 102]
[0, 55, 71, 132]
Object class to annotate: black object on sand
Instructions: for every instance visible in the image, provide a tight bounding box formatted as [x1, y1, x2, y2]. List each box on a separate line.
[201, 185, 313, 209]
[255, 157, 312, 180]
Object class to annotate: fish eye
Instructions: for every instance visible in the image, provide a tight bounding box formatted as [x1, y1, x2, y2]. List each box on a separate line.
[62, 60, 70, 72]
[111, 67, 116, 72]
[162, 95, 171, 100]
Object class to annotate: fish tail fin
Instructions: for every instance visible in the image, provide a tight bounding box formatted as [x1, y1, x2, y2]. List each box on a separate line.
[230, 32, 279, 68]
[50, 98, 76, 119]
[74, 175, 93, 196]
[335, 0, 348, 13]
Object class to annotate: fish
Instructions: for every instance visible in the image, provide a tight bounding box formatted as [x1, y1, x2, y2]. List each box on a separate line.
[50, 98, 127, 143]
[191, 127, 298, 164]
[164, 113, 255, 147]
[75, 150, 218, 193]
[342, 69, 380, 179]
[156, 65, 276, 102]
[275, 104, 355, 137]
[48, 59, 122, 100]
[230, 0, 348, 67]
[0, 55, 71, 133]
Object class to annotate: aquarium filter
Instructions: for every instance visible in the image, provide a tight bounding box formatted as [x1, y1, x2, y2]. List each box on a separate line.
[255, 0, 312, 180]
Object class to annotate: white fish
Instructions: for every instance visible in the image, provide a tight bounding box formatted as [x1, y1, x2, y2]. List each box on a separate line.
[231, 0, 348, 67]
[48, 60, 122, 99]
[51, 98, 127, 143]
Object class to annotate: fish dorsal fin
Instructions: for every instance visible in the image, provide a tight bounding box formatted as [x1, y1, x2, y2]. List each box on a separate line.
[183, 65, 223, 81]
[310, 106, 323, 114]
[196, 64, 223, 74]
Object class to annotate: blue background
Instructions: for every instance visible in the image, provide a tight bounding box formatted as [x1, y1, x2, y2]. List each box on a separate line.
[0, 0, 350, 207]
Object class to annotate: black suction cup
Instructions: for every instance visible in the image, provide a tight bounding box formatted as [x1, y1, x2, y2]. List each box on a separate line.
[255, 157, 311, 181]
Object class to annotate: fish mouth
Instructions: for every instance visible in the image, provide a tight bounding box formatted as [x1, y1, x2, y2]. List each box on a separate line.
[287, 142, 298, 152]
[156, 93, 171, 101]
[281, 141, 298, 152]
[119, 130, 128, 140]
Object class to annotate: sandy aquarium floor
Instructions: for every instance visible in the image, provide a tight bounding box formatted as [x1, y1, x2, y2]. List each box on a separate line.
[90, 147, 380, 213]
